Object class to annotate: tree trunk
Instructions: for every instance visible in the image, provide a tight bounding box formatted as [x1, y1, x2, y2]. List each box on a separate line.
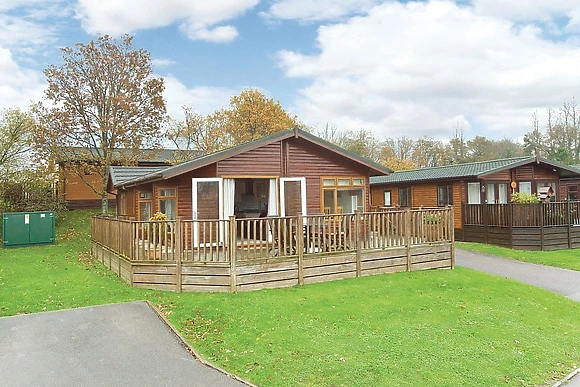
[101, 195, 109, 214]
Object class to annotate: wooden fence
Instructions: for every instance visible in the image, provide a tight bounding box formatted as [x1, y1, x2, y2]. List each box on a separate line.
[461, 201, 580, 250]
[91, 207, 455, 292]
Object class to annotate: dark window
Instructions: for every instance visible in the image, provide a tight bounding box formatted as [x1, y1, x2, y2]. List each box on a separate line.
[437, 185, 453, 206]
[569, 185, 579, 201]
[399, 187, 411, 207]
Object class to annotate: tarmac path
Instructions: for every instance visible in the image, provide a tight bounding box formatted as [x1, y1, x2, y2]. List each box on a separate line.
[0, 301, 251, 387]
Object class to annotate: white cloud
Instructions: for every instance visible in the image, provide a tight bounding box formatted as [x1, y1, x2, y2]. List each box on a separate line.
[0, 45, 45, 109]
[75, 0, 258, 43]
[278, 0, 580, 139]
[262, 0, 379, 22]
[162, 75, 239, 120]
[180, 25, 239, 43]
[151, 58, 176, 68]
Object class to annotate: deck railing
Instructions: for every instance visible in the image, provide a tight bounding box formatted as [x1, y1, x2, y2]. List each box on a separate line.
[92, 208, 454, 264]
[463, 201, 580, 227]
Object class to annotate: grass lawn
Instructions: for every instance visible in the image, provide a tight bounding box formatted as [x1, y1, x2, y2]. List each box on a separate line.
[458, 242, 580, 272]
[1, 210, 579, 386]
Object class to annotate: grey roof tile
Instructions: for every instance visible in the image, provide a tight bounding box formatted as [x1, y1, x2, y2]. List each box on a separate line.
[109, 166, 165, 187]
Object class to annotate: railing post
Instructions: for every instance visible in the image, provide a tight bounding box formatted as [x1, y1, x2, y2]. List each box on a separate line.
[229, 216, 237, 292]
[355, 210, 361, 277]
[567, 200, 572, 249]
[450, 206, 455, 269]
[175, 217, 182, 292]
[297, 213, 304, 285]
[117, 218, 121, 275]
[540, 203, 545, 251]
[405, 208, 412, 272]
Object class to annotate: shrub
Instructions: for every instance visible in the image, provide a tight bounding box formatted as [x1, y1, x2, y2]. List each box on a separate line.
[511, 192, 539, 204]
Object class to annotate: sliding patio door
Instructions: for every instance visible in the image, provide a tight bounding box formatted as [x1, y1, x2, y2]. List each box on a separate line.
[280, 177, 307, 217]
[192, 178, 223, 246]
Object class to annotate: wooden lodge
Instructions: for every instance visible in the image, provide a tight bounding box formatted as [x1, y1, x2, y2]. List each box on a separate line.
[90, 129, 455, 292]
[370, 156, 580, 250]
[57, 148, 198, 209]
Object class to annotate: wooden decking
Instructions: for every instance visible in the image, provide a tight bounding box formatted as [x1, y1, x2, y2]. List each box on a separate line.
[91, 208, 455, 292]
[460, 202, 580, 250]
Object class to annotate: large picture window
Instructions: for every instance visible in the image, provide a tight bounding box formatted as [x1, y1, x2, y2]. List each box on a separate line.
[399, 187, 411, 207]
[437, 185, 453, 206]
[321, 177, 365, 214]
[158, 188, 177, 220]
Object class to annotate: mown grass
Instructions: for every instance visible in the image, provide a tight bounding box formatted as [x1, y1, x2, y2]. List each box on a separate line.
[458, 242, 580, 271]
[1, 210, 579, 386]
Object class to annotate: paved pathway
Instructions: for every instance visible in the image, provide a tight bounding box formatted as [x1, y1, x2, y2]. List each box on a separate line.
[456, 248, 580, 386]
[456, 248, 580, 302]
[0, 301, 250, 387]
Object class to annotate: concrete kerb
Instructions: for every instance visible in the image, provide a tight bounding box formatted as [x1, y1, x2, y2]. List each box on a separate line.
[145, 300, 258, 387]
[552, 366, 580, 387]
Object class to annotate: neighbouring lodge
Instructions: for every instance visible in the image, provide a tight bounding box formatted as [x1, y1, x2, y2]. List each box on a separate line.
[370, 156, 580, 250]
[91, 129, 455, 292]
[57, 148, 198, 209]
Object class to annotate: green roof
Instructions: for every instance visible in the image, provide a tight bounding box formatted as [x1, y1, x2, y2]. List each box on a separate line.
[118, 128, 392, 188]
[370, 156, 580, 185]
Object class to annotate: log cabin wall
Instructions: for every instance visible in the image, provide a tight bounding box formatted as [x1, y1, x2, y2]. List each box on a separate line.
[60, 166, 115, 209]
[370, 181, 463, 229]
[285, 138, 372, 214]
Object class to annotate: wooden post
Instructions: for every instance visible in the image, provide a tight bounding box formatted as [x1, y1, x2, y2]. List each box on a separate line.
[229, 216, 237, 292]
[567, 200, 572, 249]
[540, 203, 545, 251]
[355, 210, 361, 277]
[297, 213, 304, 285]
[450, 206, 455, 269]
[117, 218, 122, 275]
[509, 203, 514, 249]
[175, 217, 182, 292]
[405, 208, 412, 272]
[129, 219, 135, 285]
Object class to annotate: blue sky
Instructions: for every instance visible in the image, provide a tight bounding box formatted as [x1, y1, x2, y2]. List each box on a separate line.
[2, 0, 580, 142]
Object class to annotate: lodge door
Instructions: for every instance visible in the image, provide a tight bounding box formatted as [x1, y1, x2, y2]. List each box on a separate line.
[191, 178, 223, 246]
[280, 177, 307, 217]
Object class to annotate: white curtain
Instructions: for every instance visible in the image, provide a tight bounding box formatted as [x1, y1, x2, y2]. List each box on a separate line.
[267, 178, 278, 216]
[467, 182, 481, 204]
[223, 179, 235, 218]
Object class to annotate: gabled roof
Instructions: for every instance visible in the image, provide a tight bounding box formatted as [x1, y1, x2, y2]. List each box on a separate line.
[57, 147, 200, 165]
[116, 128, 392, 188]
[370, 156, 580, 185]
[108, 166, 165, 187]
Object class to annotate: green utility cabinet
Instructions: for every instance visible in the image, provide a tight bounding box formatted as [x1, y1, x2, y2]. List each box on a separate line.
[2, 211, 55, 248]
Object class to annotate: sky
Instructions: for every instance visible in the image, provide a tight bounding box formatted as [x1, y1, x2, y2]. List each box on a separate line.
[2, 0, 580, 142]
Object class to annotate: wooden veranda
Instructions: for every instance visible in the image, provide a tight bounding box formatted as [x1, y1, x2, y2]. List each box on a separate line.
[91, 208, 455, 292]
[460, 201, 580, 250]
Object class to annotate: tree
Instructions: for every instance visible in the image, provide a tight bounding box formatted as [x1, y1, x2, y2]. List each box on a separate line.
[0, 108, 34, 175]
[225, 89, 299, 145]
[523, 111, 544, 157]
[341, 129, 381, 162]
[448, 125, 468, 164]
[412, 137, 446, 167]
[33, 35, 166, 213]
[167, 106, 230, 158]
